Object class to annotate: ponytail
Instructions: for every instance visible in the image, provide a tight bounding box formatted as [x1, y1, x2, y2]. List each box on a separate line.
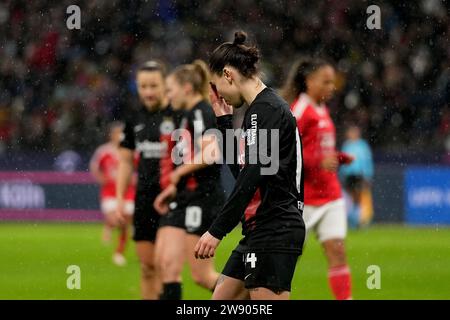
[191, 59, 210, 101]
[171, 59, 211, 101]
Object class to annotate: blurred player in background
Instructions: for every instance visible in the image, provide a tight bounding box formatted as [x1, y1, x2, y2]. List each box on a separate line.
[153, 60, 223, 300]
[117, 61, 178, 299]
[340, 125, 374, 228]
[282, 57, 354, 300]
[90, 121, 135, 266]
[195, 31, 305, 300]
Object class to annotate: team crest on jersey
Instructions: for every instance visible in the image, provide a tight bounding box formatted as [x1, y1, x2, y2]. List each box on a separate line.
[160, 118, 175, 135]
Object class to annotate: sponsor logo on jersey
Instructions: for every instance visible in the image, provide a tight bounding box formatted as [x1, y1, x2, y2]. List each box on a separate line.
[136, 140, 168, 159]
[247, 114, 257, 146]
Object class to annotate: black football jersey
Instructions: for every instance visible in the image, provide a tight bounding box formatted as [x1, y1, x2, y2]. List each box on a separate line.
[208, 88, 305, 253]
[174, 100, 222, 198]
[120, 105, 180, 191]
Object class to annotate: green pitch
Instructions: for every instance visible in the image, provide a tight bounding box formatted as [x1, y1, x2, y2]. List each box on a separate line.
[0, 223, 449, 299]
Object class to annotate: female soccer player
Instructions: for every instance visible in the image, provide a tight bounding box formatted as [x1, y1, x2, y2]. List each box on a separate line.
[282, 57, 354, 300]
[116, 60, 178, 299]
[153, 60, 223, 300]
[194, 31, 305, 300]
[90, 121, 135, 266]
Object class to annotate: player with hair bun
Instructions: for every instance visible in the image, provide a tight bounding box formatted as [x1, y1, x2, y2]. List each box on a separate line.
[195, 31, 305, 300]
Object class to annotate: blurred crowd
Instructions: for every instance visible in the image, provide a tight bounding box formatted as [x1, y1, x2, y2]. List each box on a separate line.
[0, 0, 449, 160]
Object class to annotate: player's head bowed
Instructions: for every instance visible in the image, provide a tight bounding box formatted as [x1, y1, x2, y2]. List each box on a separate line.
[208, 31, 261, 108]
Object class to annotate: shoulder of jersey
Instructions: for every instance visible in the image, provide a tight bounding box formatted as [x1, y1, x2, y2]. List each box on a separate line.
[166, 105, 184, 120]
[129, 107, 142, 119]
[197, 100, 213, 112]
[124, 110, 142, 128]
[187, 101, 213, 122]
[251, 93, 290, 119]
[291, 95, 313, 120]
[96, 143, 115, 157]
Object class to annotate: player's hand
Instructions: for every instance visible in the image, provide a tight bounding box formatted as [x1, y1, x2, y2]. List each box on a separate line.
[153, 184, 177, 215]
[194, 231, 220, 259]
[115, 198, 127, 225]
[321, 153, 339, 172]
[338, 152, 355, 165]
[209, 83, 233, 116]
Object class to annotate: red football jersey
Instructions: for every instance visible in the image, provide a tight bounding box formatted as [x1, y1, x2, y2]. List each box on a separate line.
[291, 93, 342, 206]
[90, 143, 136, 200]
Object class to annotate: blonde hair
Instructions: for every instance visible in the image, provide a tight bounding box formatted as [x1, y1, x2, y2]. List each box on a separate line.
[171, 59, 210, 101]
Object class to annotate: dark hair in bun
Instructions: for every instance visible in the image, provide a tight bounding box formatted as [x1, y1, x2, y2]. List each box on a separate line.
[209, 30, 260, 78]
[233, 31, 247, 45]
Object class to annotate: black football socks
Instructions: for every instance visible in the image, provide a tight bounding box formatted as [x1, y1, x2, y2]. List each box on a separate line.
[160, 282, 182, 300]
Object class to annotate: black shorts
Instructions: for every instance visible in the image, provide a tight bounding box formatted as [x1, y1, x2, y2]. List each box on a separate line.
[132, 186, 160, 242]
[344, 175, 364, 192]
[159, 192, 222, 236]
[221, 245, 300, 293]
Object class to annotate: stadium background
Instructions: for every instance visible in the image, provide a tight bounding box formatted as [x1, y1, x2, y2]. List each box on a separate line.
[0, 0, 449, 299]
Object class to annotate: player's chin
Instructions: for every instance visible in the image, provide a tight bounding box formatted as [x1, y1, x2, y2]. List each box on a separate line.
[229, 99, 244, 108]
[221, 95, 236, 107]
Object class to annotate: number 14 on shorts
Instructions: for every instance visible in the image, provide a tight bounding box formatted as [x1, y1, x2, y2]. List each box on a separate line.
[244, 253, 257, 268]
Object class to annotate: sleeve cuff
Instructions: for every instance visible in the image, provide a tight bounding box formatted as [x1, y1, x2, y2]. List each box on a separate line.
[338, 151, 353, 165]
[216, 115, 233, 130]
[208, 224, 226, 240]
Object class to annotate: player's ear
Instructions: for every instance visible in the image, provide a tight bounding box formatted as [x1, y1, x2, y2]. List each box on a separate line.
[223, 67, 233, 84]
[183, 82, 193, 95]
